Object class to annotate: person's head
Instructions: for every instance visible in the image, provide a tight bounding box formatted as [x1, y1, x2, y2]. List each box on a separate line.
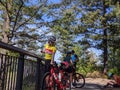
[108, 72, 114, 79]
[48, 36, 56, 46]
[71, 50, 75, 54]
[66, 51, 71, 56]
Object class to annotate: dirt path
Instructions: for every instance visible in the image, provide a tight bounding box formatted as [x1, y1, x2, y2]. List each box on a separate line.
[85, 78, 109, 86]
[71, 78, 120, 90]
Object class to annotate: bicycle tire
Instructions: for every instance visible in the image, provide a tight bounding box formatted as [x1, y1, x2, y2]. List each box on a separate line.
[72, 73, 85, 88]
[41, 72, 56, 90]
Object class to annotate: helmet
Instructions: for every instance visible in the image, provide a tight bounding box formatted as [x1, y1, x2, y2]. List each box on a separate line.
[48, 36, 56, 43]
[71, 50, 75, 53]
[66, 51, 71, 55]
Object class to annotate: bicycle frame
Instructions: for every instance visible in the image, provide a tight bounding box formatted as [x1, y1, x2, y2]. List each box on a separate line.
[50, 64, 70, 90]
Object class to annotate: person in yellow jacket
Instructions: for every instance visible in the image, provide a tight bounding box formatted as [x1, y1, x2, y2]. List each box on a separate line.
[41, 36, 56, 72]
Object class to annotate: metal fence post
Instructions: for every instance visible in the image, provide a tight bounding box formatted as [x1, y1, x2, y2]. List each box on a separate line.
[35, 58, 41, 90]
[16, 54, 24, 90]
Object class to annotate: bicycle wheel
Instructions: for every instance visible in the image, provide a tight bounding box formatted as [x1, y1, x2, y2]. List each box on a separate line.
[72, 73, 85, 88]
[41, 72, 56, 90]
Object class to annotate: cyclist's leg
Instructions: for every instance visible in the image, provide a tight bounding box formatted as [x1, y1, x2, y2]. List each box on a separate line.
[45, 60, 51, 86]
[73, 62, 76, 73]
[45, 60, 51, 73]
[62, 72, 71, 90]
[72, 63, 76, 84]
[68, 66, 75, 88]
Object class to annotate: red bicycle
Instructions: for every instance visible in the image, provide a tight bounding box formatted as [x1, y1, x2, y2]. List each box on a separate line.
[41, 62, 71, 90]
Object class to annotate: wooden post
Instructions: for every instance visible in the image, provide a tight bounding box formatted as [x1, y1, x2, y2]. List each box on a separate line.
[35, 58, 41, 90]
[16, 54, 24, 90]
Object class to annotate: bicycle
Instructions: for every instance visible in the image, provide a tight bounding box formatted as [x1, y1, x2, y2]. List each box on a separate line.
[58, 61, 85, 88]
[41, 62, 71, 90]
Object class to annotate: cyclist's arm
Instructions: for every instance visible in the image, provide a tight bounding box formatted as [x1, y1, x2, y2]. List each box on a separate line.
[75, 54, 79, 62]
[41, 48, 45, 53]
[76, 58, 79, 62]
[70, 59, 74, 66]
[41, 44, 46, 53]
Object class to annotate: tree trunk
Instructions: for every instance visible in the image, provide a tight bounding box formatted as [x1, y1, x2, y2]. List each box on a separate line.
[2, 10, 10, 44]
[103, 0, 108, 74]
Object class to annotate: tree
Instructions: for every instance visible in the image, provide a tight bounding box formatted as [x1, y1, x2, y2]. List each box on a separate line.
[71, 0, 120, 73]
[0, 0, 51, 52]
[45, 0, 86, 53]
[107, 1, 120, 75]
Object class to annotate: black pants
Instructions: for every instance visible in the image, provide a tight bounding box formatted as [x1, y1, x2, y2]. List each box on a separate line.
[45, 60, 51, 73]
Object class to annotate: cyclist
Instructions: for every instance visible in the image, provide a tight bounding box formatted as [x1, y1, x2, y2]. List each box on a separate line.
[41, 36, 56, 73]
[71, 50, 79, 72]
[104, 73, 120, 88]
[63, 51, 75, 88]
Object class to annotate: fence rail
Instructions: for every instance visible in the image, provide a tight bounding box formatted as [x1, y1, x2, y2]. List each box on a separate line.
[0, 41, 44, 90]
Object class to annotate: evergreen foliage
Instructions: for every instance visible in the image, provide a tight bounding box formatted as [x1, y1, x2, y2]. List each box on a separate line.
[0, 0, 120, 75]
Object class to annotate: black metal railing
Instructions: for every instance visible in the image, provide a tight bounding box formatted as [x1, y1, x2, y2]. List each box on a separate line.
[0, 41, 44, 90]
[0, 53, 18, 90]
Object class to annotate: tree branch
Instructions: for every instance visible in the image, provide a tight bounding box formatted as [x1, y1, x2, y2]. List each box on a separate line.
[15, 0, 48, 31]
